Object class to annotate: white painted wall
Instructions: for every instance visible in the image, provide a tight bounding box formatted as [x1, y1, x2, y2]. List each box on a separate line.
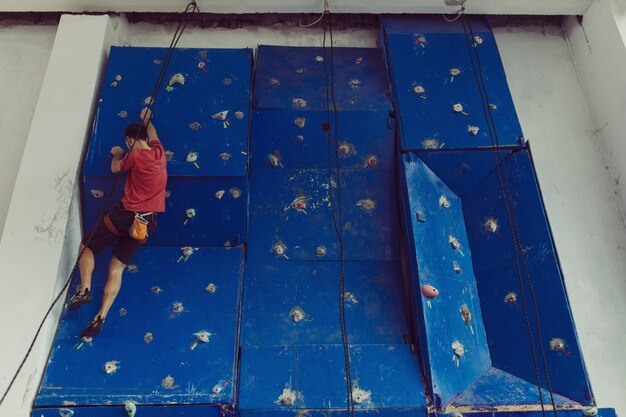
[0, 21, 57, 237]
[494, 23, 626, 415]
[0, 14, 126, 417]
[0, 11, 625, 417]
[0, 0, 595, 16]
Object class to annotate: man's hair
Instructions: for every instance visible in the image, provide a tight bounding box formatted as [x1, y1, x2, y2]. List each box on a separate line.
[124, 123, 148, 141]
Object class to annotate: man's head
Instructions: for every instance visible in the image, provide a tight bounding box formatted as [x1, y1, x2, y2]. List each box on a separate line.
[124, 124, 148, 149]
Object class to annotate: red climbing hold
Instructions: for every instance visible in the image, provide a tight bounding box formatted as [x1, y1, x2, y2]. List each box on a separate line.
[421, 284, 439, 299]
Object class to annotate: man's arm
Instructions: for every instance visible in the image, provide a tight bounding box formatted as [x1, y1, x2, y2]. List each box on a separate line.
[140, 107, 159, 143]
[111, 146, 125, 173]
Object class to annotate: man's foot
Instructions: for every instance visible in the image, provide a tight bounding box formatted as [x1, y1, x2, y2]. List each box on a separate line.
[68, 288, 92, 311]
[80, 316, 105, 339]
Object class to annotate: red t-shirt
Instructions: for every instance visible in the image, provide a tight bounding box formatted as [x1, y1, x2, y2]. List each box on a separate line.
[120, 139, 167, 212]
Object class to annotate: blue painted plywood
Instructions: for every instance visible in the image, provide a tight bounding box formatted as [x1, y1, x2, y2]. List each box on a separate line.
[34, 405, 222, 417]
[250, 110, 394, 170]
[246, 169, 400, 262]
[35, 246, 243, 407]
[83, 176, 247, 246]
[253, 45, 392, 112]
[380, 15, 490, 35]
[238, 344, 425, 412]
[85, 46, 251, 177]
[241, 261, 409, 346]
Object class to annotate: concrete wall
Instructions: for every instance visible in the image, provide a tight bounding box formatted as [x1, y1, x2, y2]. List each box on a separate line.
[0, 21, 57, 237]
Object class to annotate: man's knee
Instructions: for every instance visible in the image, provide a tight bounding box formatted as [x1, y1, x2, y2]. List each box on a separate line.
[108, 256, 126, 276]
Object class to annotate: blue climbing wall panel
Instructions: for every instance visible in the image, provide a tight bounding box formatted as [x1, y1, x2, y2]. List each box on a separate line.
[239, 45, 426, 416]
[83, 46, 251, 246]
[383, 16, 595, 412]
[33, 246, 244, 416]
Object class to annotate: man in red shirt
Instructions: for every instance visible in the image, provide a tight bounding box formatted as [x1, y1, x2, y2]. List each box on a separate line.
[69, 108, 167, 339]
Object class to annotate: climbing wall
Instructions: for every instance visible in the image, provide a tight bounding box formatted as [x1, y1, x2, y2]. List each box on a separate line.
[238, 45, 425, 416]
[83, 46, 251, 247]
[32, 47, 251, 416]
[382, 16, 594, 412]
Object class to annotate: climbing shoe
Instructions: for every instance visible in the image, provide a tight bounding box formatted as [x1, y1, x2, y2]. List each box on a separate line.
[68, 288, 92, 311]
[80, 316, 105, 339]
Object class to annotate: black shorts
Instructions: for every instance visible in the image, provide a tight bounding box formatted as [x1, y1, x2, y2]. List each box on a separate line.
[82, 203, 157, 265]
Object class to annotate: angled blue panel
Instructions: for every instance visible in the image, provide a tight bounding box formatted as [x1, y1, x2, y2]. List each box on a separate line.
[250, 110, 394, 170]
[415, 148, 515, 196]
[85, 46, 251, 177]
[83, 176, 247, 246]
[35, 246, 243, 408]
[253, 45, 392, 112]
[241, 261, 409, 346]
[34, 405, 221, 417]
[247, 169, 400, 262]
[381, 15, 490, 35]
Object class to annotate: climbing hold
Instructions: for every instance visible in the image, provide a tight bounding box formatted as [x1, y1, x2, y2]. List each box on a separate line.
[194, 330, 212, 343]
[229, 187, 241, 199]
[452, 340, 465, 358]
[186, 208, 196, 219]
[220, 152, 232, 161]
[144, 332, 154, 344]
[550, 338, 567, 353]
[124, 401, 137, 417]
[289, 306, 305, 323]
[276, 387, 298, 406]
[165, 190, 171, 199]
[364, 155, 378, 168]
[295, 68, 305, 74]
[316, 246, 327, 257]
[119, 308, 127, 317]
[180, 246, 195, 262]
[315, 55, 324, 62]
[583, 407, 599, 417]
[453, 103, 466, 114]
[235, 111, 244, 120]
[422, 139, 442, 150]
[468, 125, 480, 136]
[111, 74, 122, 87]
[450, 412, 463, 417]
[489, 103, 498, 110]
[215, 190, 225, 200]
[460, 305, 471, 326]
[439, 195, 451, 209]
[473, 35, 483, 45]
[453, 261, 462, 274]
[189, 122, 201, 131]
[198, 50, 208, 59]
[414, 35, 427, 46]
[161, 375, 176, 389]
[270, 77, 280, 85]
[212, 110, 229, 121]
[90, 189, 104, 199]
[186, 152, 198, 163]
[484, 218, 498, 233]
[205, 283, 217, 293]
[104, 360, 120, 375]
[295, 134, 304, 142]
[351, 385, 371, 404]
[294, 118, 306, 128]
[272, 241, 288, 258]
[356, 199, 376, 213]
[349, 78, 361, 88]
[412, 85, 426, 95]
[212, 383, 223, 395]
[224, 240, 232, 249]
[289, 196, 308, 213]
[153, 59, 162, 65]
[415, 211, 426, 222]
[223, 78, 233, 85]
[168, 302, 184, 320]
[449, 235, 461, 250]
[449, 68, 461, 82]
[421, 284, 439, 299]
[165, 150, 174, 162]
[59, 409, 74, 417]
[118, 111, 128, 118]
[144, 96, 155, 106]
[197, 62, 206, 72]
[268, 153, 282, 168]
[355, 57, 363, 64]
[292, 98, 307, 109]
[166, 73, 185, 91]
[151, 286, 162, 294]
[127, 264, 139, 273]
[339, 142, 357, 158]
[504, 291, 518, 304]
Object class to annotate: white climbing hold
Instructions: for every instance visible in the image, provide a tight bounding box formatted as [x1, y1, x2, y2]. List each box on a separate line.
[104, 360, 120, 375]
[212, 110, 229, 121]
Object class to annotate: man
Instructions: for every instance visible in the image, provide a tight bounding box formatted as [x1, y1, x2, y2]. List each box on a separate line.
[69, 108, 167, 339]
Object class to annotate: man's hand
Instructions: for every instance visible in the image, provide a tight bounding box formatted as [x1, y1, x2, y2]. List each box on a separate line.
[140, 108, 152, 125]
[111, 146, 124, 157]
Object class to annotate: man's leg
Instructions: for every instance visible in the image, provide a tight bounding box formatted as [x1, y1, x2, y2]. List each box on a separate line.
[95, 256, 126, 320]
[78, 243, 94, 291]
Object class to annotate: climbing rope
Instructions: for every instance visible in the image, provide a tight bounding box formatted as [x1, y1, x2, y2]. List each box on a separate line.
[321, 10, 355, 417]
[460, 16, 558, 416]
[0, 1, 199, 406]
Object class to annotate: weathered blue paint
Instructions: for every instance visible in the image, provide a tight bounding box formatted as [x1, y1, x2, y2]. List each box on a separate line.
[82, 46, 251, 246]
[33, 246, 244, 412]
